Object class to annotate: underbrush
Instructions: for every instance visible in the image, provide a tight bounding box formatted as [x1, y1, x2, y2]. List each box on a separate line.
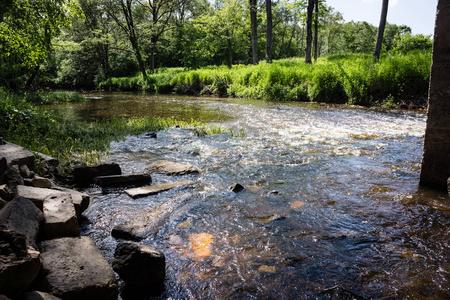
[100, 51, 431, 107]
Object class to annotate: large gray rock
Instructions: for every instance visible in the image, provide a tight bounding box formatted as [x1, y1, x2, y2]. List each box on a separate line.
[0, 142, 34, 170]
[93, 173, 152, 188]
[0, 228, 42, 296]
[0, 198, 7, 210]
[15, 185, 89, 216]
[31, 177, 53, 189]
[39, 237, 118, 300]
[145, 160, 199, 175]
[4, 165, 24, 191]
[125, 180, 194, 198]
[0, 197, 44, 249]
[112, 242, 165, 290]
[43, 193, 79, 239]
[73, 163, 121, 186]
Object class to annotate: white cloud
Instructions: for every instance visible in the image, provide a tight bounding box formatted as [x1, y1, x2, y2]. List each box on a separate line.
[390, 0, 399, 7]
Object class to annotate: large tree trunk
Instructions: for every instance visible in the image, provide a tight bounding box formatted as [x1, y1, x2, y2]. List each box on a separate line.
[266, 0, 273, 63]
[226, 30, 233, 68]
[250, 0, 258, 64]
[304, 0, 314, 64]
[313, 0, 318, 61]
[420, 0, 450, 191]
[373, 0, 389, 62]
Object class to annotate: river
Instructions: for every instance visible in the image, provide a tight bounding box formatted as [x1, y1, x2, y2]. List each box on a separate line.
[47, 93, 450, 299]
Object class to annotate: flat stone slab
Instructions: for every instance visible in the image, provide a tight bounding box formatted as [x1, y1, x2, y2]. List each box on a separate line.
[0, 142, 34, 169]
[73, 163, 121, 186]
[145, 160, 199, 175]
[15, 185, 89, 216]
[125, 180, 194, 198]
[94, 173, 152, 188]
[43, 193, 79, 239]
[39, 237, 118, 300]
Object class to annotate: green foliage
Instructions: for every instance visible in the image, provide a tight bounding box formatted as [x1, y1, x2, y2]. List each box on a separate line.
[391, 33, 433, 54]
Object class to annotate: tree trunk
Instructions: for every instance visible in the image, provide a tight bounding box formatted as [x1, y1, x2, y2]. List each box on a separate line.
[373, 0, 389, 62]
[226, 30, 233, 68]
[266, 0, 273, 63]
[420, 0, 450, 191]
[304, 0, 314, 64]
[250, 0, 258, 64]
[149, 36, 156, 74]
[313, 0, 319, 61]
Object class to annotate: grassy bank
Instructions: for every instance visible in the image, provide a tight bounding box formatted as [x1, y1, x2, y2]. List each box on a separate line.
[0, 90, 202, 166]
[100, 51, 432, 108]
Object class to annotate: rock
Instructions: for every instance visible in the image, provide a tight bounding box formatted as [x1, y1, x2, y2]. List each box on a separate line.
[31, 177, 53, 189]
[39, 237, 118, 300]
[112, 242, 165, 290]
[33, 152, 59, 168]
[19, 165, 33, 178]
[0, 142, 34, 170]
[112, 195, 192, 240]
[0, 198, 7, 210]
[144, 132, 157, 138]
[23, 291, 62, 300]
[93, 173, 152, 188]
[0, 197, 44, 249]
[448, 177, 450, 195]
[73, 163, 121, 186]
[4, 165, 24, 191]
[15, 185, 89, 216]
[0, 184, 14, 201]
[229, 183, 245, 193]
[0, 228, 42, 296]
[145, 160, 199, 175]
[0, 157, 6, 184]
[43, 193, 79, 239]
[125, 180, 194, 198]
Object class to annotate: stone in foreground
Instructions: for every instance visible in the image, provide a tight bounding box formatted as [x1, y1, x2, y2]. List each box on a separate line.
[125, 180, 194, 198]
[145, 160, 199, 175]
[23, 291, 62, 300]
[39, 236, 118, 300]
[0, 197, 44, 249]
[43, 193, 79, 239]
[0, 142, 34, 169]
[73, 163, 121, 186]
[93, 173, 152, 188]
[0, 229, 42, 296]
[112, 242, 165, 290]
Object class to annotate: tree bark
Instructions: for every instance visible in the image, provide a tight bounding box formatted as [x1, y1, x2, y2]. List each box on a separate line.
[250, 0, 258, 64]
[373, 0, 389, 62]
[226, 30, 233, 68]
[420, 0, 450, 191]
[266, 0, 273, 63]
[304, 0, 314, 64]
[313, 0, 319, 61]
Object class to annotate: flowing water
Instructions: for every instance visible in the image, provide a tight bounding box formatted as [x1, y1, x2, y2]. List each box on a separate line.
[50, 93, 449, 299]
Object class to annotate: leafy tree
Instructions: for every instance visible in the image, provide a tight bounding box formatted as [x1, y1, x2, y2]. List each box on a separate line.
[266, 0, 273, 63]
[373, 0, 389, 61]
[249, 0, 258, 64]
[304, 0, 313, 63]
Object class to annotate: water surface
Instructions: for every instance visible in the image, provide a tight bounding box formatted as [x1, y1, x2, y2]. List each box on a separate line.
[50, 93, 449, 299]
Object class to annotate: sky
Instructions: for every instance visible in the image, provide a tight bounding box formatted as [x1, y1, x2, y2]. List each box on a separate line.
[325, 0, 438, 36]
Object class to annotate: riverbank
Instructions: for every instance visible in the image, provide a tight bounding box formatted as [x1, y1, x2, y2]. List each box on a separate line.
[99, 51, 431, 108]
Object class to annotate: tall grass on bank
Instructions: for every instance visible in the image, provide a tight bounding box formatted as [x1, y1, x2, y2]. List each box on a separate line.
[0, 90, 199, 165]
[100, 51, 431, 107]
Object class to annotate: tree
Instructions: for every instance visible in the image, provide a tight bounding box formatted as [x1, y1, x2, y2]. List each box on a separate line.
[420, 0, 450, 191]
[266, 0, 273, 63]
[373, 0, 389, 61]
[106, 0, 147, 77]
[249, 0, 258, 64]
[313, 0, 318, 60]
[304, 0, 314, 64]
[0, 0, 80, 90]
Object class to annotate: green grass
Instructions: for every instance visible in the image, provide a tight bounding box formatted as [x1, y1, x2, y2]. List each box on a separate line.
[99, 51, 432, 108]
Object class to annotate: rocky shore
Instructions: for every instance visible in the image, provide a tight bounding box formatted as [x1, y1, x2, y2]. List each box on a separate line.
[0, 141, 200, 299]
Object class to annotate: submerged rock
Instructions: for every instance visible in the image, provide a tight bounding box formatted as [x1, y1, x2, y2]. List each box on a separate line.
[39, 236, 118, 300]
[0, 197, 44, 249]
[0, 228, 42, 296]
[112, 242, 165, 290]
[125, 180, 194, 198]
[145, 160, 199, 175]
[229, 183, 245, 193]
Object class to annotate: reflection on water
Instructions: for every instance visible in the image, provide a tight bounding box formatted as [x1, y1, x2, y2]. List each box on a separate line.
[69, 93, 450, 299]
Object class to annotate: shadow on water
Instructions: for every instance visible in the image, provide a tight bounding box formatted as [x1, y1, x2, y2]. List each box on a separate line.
[65, 93, 449, 299]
